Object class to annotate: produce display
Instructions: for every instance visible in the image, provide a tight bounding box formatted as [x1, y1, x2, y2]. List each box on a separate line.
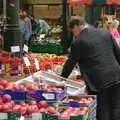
[23, 53, 67, 74]
[0, 95, 90, 118]
[0, 78, 96, 119]
[0, 51, 67, 76]
[30, 26, 63, 54]
[0, 51, 97, 120]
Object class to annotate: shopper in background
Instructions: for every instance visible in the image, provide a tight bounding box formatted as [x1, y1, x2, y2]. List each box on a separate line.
[110, 20, 120, 46]
[23, 11, 32, 43]
[39, 17, 51, 33]
[94, 21, 102, 28]
[19, 12, 29, 45]
[61, 16, 120, 120]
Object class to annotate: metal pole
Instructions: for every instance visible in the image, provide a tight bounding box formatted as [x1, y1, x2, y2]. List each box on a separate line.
[3, 0, 7, 25]
[62, 0, 67, 53]
[4, 0, 23, 57]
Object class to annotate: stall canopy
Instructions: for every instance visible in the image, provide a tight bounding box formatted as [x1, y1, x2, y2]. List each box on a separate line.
[70, 0, 120, 6]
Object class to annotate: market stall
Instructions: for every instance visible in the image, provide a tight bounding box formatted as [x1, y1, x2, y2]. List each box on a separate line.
[0, 50, 97, 120]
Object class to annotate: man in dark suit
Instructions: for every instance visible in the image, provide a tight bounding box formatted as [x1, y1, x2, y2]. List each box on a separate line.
[61, 16, 120, 120]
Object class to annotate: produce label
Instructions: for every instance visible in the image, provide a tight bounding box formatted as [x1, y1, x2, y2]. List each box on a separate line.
[11, 46, 20, 53]
[42, 93, 55, 100]
[34, 58, 40, 71]
[23, 44, 29, 53]
[0, 113, 8, 119]
[20, 116, 25, 120]
[23, 57, 31, 67]
[32, 113, 42, 120]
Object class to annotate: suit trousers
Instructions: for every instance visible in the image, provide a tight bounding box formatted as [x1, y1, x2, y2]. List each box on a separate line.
[97, 83, 120, 120]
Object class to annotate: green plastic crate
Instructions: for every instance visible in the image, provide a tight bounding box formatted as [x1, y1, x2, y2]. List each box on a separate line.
[29, 44, 63, 54]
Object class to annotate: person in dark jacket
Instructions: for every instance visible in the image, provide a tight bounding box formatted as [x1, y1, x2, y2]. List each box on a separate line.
[61, 16, 120, 120]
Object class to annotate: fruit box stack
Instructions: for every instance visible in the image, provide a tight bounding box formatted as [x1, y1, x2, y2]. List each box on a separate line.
[0, 81, 66, 103]
[63, 95, 97, 120]
[25, 85, 66, 102]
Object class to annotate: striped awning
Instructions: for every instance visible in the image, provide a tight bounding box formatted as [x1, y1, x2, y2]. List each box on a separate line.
[70, 0, 120, 6]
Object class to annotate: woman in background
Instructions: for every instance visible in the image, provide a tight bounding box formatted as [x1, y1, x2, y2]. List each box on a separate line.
[110, 20, 120, 46]
[19, 12, 29, 45]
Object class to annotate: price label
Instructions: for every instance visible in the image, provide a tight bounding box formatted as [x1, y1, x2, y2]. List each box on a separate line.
[11, 46, 20, 53]
[34, 58, 40, 71]
[23, 44, 28, 52]
[67, 87, 78, 95]
[0, 113, 8, 119]
[108, 16, 112, 23]
[40, 34, 45, 39]
[42, 93, 55, 100]
[32, 113, 42, 120]
[23, 57, 31, 67]
[20, 116, 25, 120]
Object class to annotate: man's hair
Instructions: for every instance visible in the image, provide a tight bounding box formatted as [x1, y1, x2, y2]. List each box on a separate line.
[69, 16, 85, 29]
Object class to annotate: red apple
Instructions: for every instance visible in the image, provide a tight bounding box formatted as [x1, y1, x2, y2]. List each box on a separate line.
[2, 94, 12, 103]
[20, 107, 27, 115]
[13, 105, 21, 112]
[46, 107, 56, 114]
[38, 101, 47, 109]
[0, 80, 9, 88]
[0, 105, 3, 112]
[29, 101, 37, 105]
[0, 85, 4, 90]
[20, 101, 26, 107]
[39, 108, 46, 113]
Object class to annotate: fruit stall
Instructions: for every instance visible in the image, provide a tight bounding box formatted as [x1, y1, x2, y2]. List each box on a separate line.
[30, 26, 63, 54]
[0, 50, 97, 120]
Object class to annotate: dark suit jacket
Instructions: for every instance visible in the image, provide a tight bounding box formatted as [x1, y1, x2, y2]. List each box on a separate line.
[61, 27, 120, 92]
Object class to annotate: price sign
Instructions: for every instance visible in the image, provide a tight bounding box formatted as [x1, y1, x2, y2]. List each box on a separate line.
[34, 58, 40, 71]
[23, 44, 28, 53]
[32, 113, 42, 120]
[0, 113, 8, 119]
[11, 46, 20, 53]
[42, 93, 55, 100]
[23, 57, 31, 67]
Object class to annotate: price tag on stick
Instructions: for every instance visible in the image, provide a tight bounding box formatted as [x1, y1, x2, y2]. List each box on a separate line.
[23, 44, 29, 53]
[23, 57, 31, 67]
[34, 58, 40, 71]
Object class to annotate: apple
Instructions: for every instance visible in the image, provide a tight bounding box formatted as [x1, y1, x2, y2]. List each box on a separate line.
[29, 101, 37, 105]
[0, 105, 3, 112]
[46, 107, 56, 114]
[0, 85, 4, 90]
[39, 108, 46, 113]
[38, 101, 47, 109]
[0, 80, 9, 88]
[20, 107, 27, 115]
[2, 94, 12, 103]
[13, 105, 21, 112]
[20, 101, 26, 107]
